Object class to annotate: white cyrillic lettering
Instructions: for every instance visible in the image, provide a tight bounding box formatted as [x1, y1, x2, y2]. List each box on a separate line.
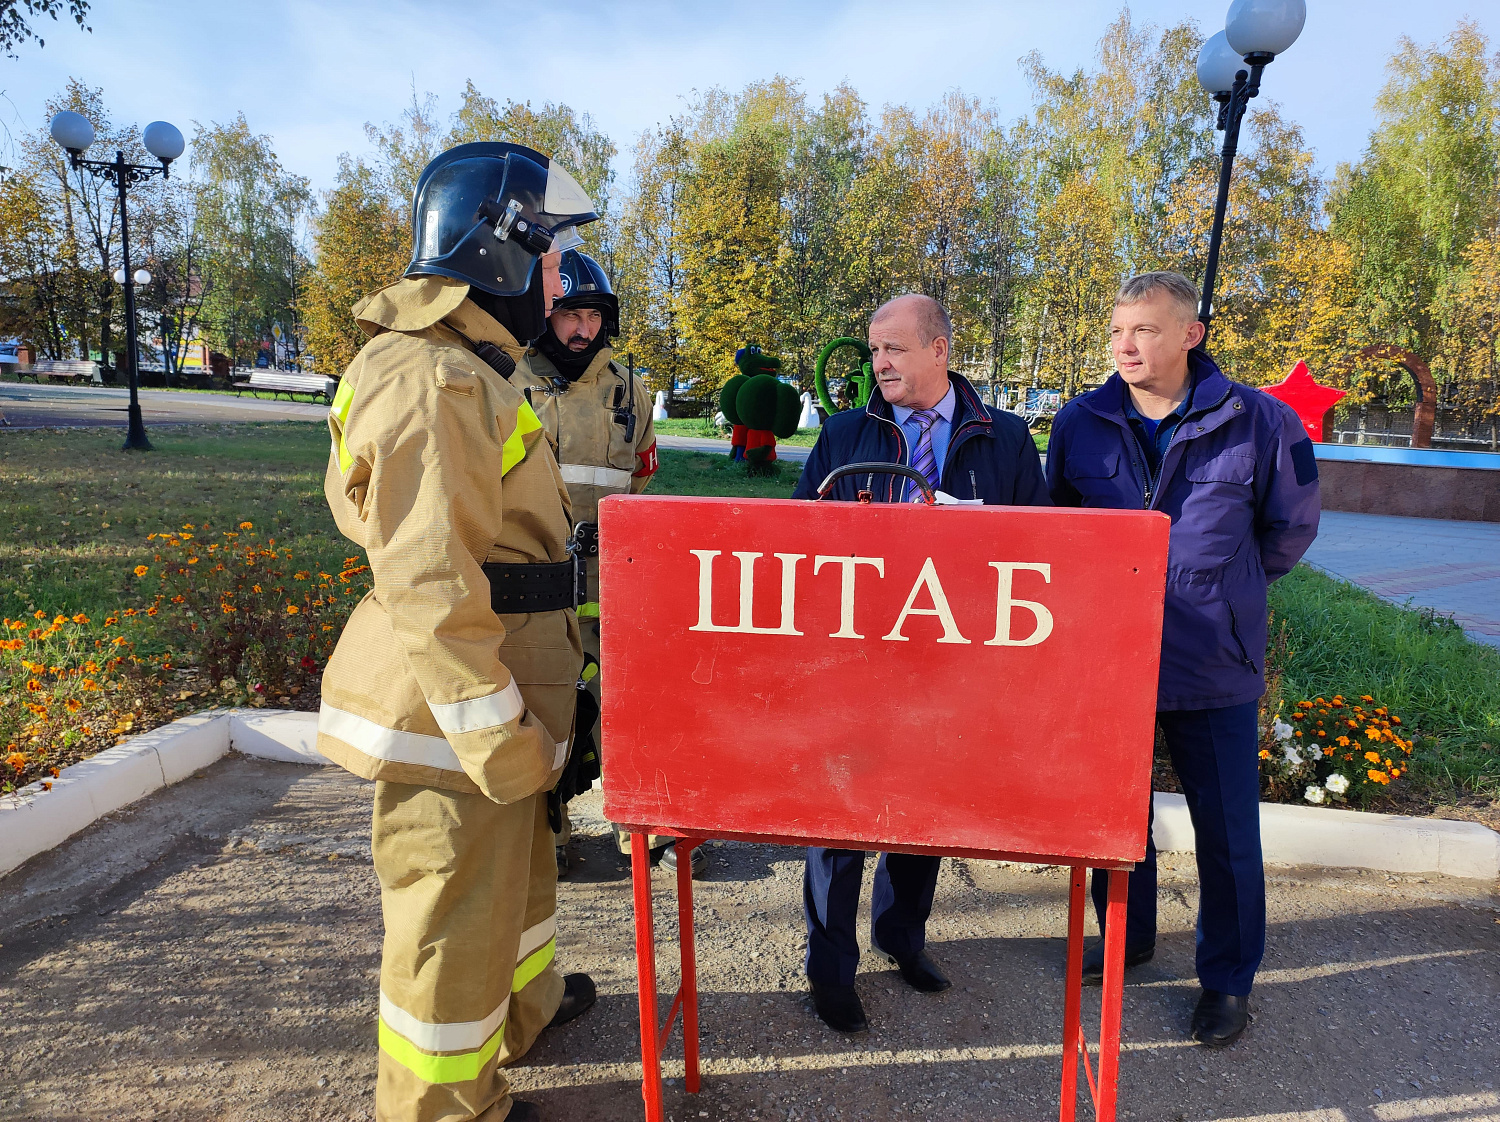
[813, 555, 885, 638]
[985, 562, 1054, 646]
[881, 557, 970, 644]
[688, 550, 806, 635]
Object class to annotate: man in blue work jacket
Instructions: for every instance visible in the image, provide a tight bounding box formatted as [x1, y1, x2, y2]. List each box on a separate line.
[1047, 271, 1320, 1047]
[792, 293, 1049, 1033]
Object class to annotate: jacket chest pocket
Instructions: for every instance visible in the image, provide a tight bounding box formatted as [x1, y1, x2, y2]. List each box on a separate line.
[1063, 451, 1122, 501]
[1184, 451, 1255, 487]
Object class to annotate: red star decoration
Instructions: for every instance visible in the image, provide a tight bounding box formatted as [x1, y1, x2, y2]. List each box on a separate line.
[1261, 361, 1346, 442]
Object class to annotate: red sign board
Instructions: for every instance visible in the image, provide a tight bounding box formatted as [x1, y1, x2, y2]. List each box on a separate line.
[599, 497, 1170, 868]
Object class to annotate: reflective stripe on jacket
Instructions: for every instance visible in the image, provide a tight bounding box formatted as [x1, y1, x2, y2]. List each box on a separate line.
[318, 275, 583, 799]
[1045, 352, 1321, 711]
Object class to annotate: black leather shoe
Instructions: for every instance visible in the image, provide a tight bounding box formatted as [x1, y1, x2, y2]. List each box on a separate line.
[660, 842, 708, 878]
[878, 947, 952, 994]
[548, 973, 597, 1027]
[810, 981, 868, 1033]
[1191, 989, 1250, 1047]
[506, 1101, 542, 1122]
[1080, 939, 1156, 986]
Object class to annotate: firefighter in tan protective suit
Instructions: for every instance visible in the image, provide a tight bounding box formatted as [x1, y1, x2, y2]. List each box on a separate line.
[317, 141, 600, 1122]
[509, 250, 704, 877]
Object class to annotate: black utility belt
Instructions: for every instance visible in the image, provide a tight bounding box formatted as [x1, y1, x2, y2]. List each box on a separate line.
[483, 556, 587, 614]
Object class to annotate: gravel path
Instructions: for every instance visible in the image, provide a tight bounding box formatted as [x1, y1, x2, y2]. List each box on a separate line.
[1, 757, 1496, 1122]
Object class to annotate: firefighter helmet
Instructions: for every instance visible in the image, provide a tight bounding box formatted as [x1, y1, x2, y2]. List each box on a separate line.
[406, 142, 598, 297]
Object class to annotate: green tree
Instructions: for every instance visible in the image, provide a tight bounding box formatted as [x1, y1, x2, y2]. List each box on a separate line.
[1332, 22, 1500, 364]
[302, 156, 409, 376]
[193, 114, 312, 367]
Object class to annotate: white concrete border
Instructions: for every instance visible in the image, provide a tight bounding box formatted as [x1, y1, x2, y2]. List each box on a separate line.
[0, 708, 322, 878]
[3, 710, 1497, 882]
[1153, 792, 1499, 881]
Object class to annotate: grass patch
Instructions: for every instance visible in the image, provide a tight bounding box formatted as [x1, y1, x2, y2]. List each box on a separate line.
[650, 449, 802, 498]
[1268, 565, 1500, 815]
[1, 423, 348, 621]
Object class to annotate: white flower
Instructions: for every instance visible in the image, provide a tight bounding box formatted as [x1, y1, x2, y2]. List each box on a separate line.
[1304, 785, 1327, 804]
[1282, 743, 1304, 767]
[1325, 773, 1350, 795]
[1272, 718, 1294, 741]
[1309, 744, 1324, 758]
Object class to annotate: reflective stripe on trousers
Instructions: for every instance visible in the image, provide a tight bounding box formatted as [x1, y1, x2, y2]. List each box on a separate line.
[378, 992, 509, 1085]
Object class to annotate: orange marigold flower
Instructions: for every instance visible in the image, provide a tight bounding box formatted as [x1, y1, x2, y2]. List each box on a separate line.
[72, 613, 88, 623]
[1258, 749, 1271, 759]
[183, 523, 195, 530]
[1364, 751, 1381, 763]
[6, 752, 27, 774]
[33, 610, 45, 619]
[1390, 716, 1401, 725]
[64, 698, 82, 713]
[286, 604, 300, 615]
[111, 636, 128, 646]
[1335, 735, 1351, 747]
[1360, 695, 1373, 702]
[104, 616, 118, 626]
[8, 619, 25, 630]
[239, 521, 253, 530]
[253, 584, 263, 593]
[26, 679, 42, 691]
[1366, 727, 1381, 739]
[134, 564, 149, 577]
[0, 638, 21, 651]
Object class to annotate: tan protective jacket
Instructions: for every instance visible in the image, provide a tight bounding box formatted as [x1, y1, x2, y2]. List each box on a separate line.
[511, 344, 658, 611]
[317, 275, 582, 802]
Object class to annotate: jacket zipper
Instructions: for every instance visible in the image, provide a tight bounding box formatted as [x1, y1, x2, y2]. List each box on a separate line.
[1226, 601, 1258, 673]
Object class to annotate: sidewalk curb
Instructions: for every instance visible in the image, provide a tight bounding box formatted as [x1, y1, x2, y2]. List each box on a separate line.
[1, 708, 324, 879]
[1152, 792, 1499, 881]
[4, 710, 1497, 882]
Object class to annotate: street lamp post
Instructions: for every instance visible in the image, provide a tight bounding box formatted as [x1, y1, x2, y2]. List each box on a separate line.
[49, 111, 185, 451]
[1194, 0, 1307, 343]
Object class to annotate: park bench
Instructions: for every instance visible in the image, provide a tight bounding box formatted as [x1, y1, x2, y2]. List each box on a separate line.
[16, 360, 101, 385]
[231, 370, 335, 403]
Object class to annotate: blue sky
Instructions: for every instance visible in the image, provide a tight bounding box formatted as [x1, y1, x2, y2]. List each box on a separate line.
[2, 0, 1493, 196]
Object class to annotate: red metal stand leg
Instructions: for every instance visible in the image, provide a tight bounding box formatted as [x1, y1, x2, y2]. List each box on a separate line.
[676, 838, 702, 1093]
[1059, 864, 1086, 1122]
[1096, 868, 1129, 1121]
[632, 832, 664, 1122]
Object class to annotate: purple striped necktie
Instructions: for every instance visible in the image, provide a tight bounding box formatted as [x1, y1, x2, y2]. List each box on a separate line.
[908, 408, 940, 501]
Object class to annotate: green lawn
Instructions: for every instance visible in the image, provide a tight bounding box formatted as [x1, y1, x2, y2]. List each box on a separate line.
[1268, 565, 1500, 800]
[1, 423, 347, 622]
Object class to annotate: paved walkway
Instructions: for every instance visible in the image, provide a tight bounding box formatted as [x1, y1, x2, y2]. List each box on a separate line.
[1304, 512, 1500, 649]
[0, 381, 327, 427]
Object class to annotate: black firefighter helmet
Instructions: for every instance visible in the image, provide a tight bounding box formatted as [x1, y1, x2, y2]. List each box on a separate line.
[551, 250, 619, 337]
[405, 142, 599, 298]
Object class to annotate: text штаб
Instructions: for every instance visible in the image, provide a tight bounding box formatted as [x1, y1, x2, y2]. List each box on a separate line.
[687, 550, 1054, 646]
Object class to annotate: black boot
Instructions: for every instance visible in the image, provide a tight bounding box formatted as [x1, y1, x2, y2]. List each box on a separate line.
[1191, 990, 1250, 1047]
[1080, 939, 1156, 986]
[809, 981, 868, 1033]
[548, 973, 597, 1027]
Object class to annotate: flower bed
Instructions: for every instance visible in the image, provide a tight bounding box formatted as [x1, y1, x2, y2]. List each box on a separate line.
[2, 521, 371, 794]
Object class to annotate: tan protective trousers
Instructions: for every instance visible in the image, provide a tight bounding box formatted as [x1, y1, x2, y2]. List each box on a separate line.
[373, 781, 564, 1122]
[551, 619, 671, 854]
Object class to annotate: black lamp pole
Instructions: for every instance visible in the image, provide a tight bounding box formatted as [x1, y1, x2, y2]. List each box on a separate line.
[67, 148, 171, 451]
[1198, 51, 1273, 344]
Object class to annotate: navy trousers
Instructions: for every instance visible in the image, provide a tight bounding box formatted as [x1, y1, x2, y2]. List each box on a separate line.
[1091, 700, 1264, 996]
[803, 848, 941, 987]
